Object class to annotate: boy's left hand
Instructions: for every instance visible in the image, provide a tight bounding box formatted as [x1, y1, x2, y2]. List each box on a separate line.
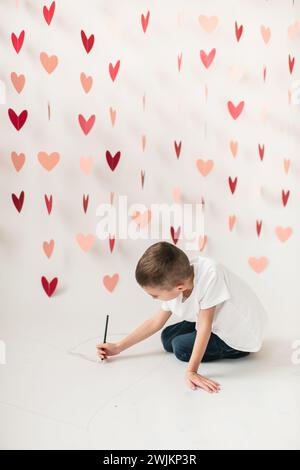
[185, 371, 221, 393]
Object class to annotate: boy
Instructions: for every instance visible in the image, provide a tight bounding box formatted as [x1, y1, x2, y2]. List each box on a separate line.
[96, 242, 268, 393]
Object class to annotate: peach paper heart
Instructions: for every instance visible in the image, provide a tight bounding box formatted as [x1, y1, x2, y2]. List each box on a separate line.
[43, 239, 54, 258]
[40, 52, 58, 73]
[38, 151, 60, 171]
[76, 233, 96, 252]
[198, 15, 218, 32]
[248, 257, 268, 273]
[80, 72, 93, 93]
[196, 159, 214, 176]
[103, 273, 119, 292]
[275, 226, 292, 242]
[11, 72, 25, 93]
[80, 157, 93, 174]
[11, 151, 25, 171]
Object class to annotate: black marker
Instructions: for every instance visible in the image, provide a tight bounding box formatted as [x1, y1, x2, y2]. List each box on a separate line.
[101, 314, 109, 361]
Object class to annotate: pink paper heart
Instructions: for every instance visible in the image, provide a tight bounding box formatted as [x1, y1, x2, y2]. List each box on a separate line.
[76, 233, 96, 252]
[248, 257, 268, 273]
[196, 159, 214, 176]
[103, 273, 119, 292]
[275, 226, 292, 242]
[43, 239, 55, 258]
[11, 151, 25, 171]
[38, 151, 60, 171]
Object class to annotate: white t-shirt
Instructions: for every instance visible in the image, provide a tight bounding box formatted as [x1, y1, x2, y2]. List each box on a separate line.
[161, 255, 268, 352]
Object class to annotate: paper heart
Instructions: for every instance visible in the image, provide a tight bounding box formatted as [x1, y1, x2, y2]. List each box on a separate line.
[288, 21, 299, 40]
[261, 25, 271, 44]
[288, 54, 295, 74]
[248, 257, 268, 273]
[43, 1, 55, 25]
[106, 150, 121, 171]
[8, 108, 28, 130]
[103, 273, 119, 292]
[235, 21, 243, 42]
[12, 191, 24, 212]
[131, 209, 151, 228]
[198, 15, 218, 33]
[78, 114, 95, 135]
[283, 159, 290, 174]
[141, 170, 145, 188]
[198, 235, 207, 251]
[229, 140, 238, 157]
[11, 151, 25, 171]
[200, 48, 216, 69]
[44, 194, 53, 214]
[228, 215, 236, 231]
[11, 30, 25, 53]
[11, 72, 25, 93]
[196, 159, 214, 176]
[109, 235, 115, 253]
[38, 151, 60, 171]
[228, 177, 238, 194]
[177, 53, 183, 72]
[170, 226, 181, 244]
[80, 156, 93, 174]
[142, 135, 147, 151]
[227, 101, 244, 120]
[76, 234, 95, 252]
[40, 52, 58, 73]
[275, 226, 292, 242]
[174, 141, 181, 158]
[43, 239, 55, 258]
[80, 73, 93, 93]
[81, 30, 94, 53]
[109, 60, 120, 81]
[141, 11, 150, 33]
[109, 107, 116, 126]
[282, 190, 290, 207]
[256, 220, 263, 237]
[83, 194, 89, 213]
[258, 144, 265, 161]
[41, 276, 58, 297]
[173, 187, 181, 203]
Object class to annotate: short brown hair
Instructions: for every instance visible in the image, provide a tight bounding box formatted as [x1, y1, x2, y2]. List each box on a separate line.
[135, 241, 193, 290]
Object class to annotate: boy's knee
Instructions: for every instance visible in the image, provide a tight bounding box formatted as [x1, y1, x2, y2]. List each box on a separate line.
[160, 327, 173, 353]
[172, 337, 190, 362]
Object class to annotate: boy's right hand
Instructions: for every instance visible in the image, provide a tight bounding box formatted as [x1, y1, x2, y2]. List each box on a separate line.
[96, 342, 121, 360]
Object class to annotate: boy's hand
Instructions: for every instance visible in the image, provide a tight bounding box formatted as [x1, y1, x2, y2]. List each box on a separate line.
[96, 342, 121, 360]
[185, 371, 221, 393]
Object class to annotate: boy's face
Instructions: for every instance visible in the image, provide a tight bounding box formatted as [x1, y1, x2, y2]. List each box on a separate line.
[143, 283, 187, 301]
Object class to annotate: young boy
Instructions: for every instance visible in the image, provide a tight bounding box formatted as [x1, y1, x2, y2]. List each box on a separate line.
[96, 241, 268, 393]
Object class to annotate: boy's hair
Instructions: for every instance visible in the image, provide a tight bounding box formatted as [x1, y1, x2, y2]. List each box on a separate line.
[135, 241, 193, 290]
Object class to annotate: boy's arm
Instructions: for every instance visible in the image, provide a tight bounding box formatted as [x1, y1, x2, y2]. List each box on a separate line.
[186, 306, 216, 373]
[116, 309, 172, 352]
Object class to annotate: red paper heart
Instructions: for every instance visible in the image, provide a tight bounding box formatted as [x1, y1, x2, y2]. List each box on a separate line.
[43, 2, 55, 25]
[235, 21, 243, 42]
[288, 54, 295, 74]
[258, 144, 265, 161]
[200, 48, 216, 68]
[8, 108, 28, 130]
[41, 276, 58, 297]
[83, 194, 89, 213]
[81, 30, 94, 53]
[109, 60, 120, 81]
[11, 30, 25, 53]
[256, 220, 262, 237]
[174, 141, 182, 159]
[141, 170, 145, 188]
[12, 191, 24, 212]
[109, 235, 115, 253]
[78, 114, 95, 135]
[282, 190, 290, 207]
[227, 101, 244, 120]
[44, 194, 53, 214]
[228, 177, 238, 194]
[106, 151, 121, 171]
[141, 11, 150, 33]
[170, 226, 181, 244]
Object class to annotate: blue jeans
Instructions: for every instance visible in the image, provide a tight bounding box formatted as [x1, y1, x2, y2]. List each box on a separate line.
[161, 320, 250, 362]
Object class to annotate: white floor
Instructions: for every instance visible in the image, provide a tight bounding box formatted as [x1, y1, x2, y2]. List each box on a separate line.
[0, 329, 299, 450]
